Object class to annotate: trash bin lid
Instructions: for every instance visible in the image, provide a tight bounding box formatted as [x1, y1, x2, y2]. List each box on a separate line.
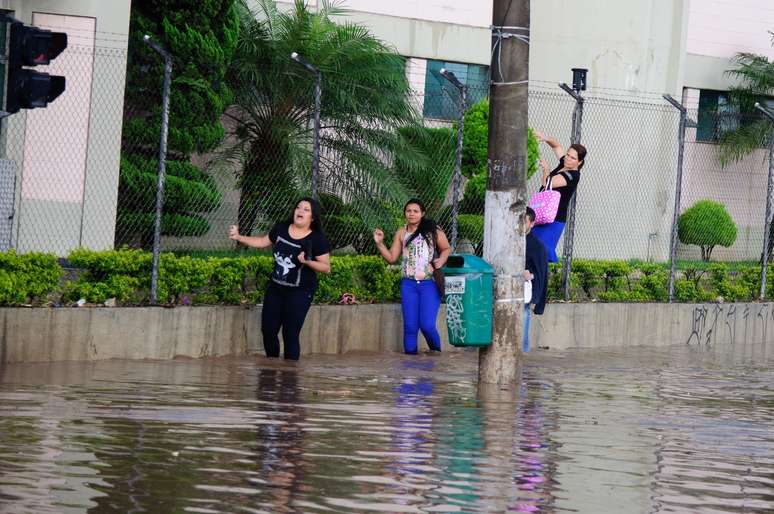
[441, 254, 494, 274]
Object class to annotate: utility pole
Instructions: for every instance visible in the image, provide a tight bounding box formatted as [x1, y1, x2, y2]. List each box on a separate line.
[479, 0, 530, 386]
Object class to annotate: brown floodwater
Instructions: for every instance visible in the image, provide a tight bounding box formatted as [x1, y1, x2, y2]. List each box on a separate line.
[0, 343, 772, 513]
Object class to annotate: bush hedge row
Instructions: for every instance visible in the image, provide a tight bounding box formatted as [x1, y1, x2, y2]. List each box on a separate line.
[2, 249, 774, 306]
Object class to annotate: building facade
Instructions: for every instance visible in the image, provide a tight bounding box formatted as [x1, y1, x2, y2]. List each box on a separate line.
[0, 0, 131, 256]
[278, 0, 773, 262]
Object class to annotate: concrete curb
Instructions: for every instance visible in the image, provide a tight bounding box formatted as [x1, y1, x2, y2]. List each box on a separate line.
[0, 302, 770, 363]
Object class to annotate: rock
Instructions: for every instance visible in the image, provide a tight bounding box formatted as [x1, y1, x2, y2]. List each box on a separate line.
[104, 298, 117, 307]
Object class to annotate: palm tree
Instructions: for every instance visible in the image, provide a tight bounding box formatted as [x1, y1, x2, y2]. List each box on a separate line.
[717, 32, 774, 165]
[219, 0, 433, 240]
[717, 33, 774, 262]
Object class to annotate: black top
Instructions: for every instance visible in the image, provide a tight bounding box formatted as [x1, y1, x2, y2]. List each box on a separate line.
[539, 158, 581, 223]
[268, 222, 330, 291]
[526, 232, 548, 315]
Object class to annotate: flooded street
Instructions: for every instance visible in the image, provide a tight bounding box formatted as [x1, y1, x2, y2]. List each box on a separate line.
[1, 343, 773, 513]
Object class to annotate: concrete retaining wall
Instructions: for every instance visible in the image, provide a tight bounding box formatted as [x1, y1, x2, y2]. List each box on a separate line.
[0, 302, 770, 363]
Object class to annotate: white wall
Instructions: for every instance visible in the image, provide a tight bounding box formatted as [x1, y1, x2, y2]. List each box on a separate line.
[687, 0, 774, 60]
[530, 0, 689, 97]
[276, 0, 689, 97]
[684, 0, 774, 91]
[331, 0, 490, 28]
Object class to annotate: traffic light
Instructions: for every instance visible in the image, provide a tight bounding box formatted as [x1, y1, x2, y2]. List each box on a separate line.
[3, 21, 67, 115]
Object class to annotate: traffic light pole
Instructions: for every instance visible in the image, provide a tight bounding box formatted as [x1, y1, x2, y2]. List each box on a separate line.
[0, 13, 68, 116]
[144, 35, 172, 305]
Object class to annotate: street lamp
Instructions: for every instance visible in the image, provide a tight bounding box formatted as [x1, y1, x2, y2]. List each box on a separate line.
[144, 34, 173, 305]
[291, 52, 322, 200]
[440, 68, 467, 251]
[571, 67, 588, 93]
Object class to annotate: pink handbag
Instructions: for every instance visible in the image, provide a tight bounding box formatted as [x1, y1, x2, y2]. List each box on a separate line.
[528, 177, 560, 225]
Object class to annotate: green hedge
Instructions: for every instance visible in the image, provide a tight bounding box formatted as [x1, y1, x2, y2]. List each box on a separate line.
[548, 259, 769, 303]
[0, 251, 62, 305]
[2, 249, 774, 306]
[61, 249, 401, 306]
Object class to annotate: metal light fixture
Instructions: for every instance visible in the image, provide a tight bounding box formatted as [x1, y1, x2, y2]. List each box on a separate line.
[439, 67, 467, 251]
[571, 68, 588, 92]
[439, 67, 464, 89]
[290, 52, 322, 200]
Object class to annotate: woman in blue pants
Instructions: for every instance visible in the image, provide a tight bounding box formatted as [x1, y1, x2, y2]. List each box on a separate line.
[373, 199, 451, 354]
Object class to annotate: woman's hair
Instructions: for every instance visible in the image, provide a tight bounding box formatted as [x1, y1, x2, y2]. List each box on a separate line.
[288, 196, 325, 233]
[569, 144, 587, 169]
[553, 143, 588, 172]
[404, 198, 438, 245]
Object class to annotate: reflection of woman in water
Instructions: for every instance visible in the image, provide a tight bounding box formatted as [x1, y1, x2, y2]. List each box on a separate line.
[386, 359, 437, 510]
[255, 368, 306, 512]
[229, 198, 331, 360]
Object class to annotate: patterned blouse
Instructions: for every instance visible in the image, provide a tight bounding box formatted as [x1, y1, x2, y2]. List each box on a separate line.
[401, 227, 435, 280]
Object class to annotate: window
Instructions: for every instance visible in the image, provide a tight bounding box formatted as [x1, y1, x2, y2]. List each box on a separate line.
[697, 89, 774, 143]
[696, 90, 733, 142]
[423, 59, 488, 120]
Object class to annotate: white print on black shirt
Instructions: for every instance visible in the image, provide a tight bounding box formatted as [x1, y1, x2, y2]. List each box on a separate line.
[272, 235, 303, 287]
[274, 253, 296, 276]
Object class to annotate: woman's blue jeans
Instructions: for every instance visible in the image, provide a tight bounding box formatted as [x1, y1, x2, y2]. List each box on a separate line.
[400, 278, 442, 354]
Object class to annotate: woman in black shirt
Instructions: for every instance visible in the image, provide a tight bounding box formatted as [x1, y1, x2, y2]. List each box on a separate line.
[532, 132, 587, 262]
[229, 197, 331, 360]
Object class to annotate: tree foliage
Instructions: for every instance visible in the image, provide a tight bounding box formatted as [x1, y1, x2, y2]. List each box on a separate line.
[220, 0, 422, 241]
[460, 99, 539, 214]
[117, 0, 237, 247]
[678, 200, 737, 262]
[718, 33, 774, 165]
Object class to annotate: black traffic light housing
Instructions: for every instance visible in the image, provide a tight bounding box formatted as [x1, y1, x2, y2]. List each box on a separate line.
[3, 19, 67, 115]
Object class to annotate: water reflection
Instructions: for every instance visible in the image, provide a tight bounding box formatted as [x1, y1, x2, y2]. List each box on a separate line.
[0, 344, 772, 513]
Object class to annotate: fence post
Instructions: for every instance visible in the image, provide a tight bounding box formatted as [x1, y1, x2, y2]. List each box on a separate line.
[754, 102, 774, 300]
[143, 35, 172, 305]
[663, 94, 687, 303]
[440, 68, 467, 251]
[291, 52, 322, 200]
[558, 83, 584, 301]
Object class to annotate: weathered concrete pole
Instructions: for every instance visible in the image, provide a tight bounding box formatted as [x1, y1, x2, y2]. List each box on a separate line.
[478, 0, 530, 386]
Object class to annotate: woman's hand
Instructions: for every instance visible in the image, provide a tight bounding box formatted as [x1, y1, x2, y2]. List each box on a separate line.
[228, 225, 241, 241]
[432, 258, 443, 270]
[298, 251, 307, 264]
[540, 159, 550, 179]
[373, 228, 384, 245]
[534, 130, 547, 143]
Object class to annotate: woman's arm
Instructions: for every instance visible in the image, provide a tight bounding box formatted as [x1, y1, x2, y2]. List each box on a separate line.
[546, 173, 568, 188]
[374, 228, 403, 264]
[433, 229, 452, 269]
[299, 252, 331, 274]
[534, 131, 565, 161]
[229, 225, 271, 249]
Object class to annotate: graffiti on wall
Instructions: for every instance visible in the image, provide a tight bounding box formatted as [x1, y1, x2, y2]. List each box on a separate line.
[686, 303, 772, 346]
[445, 294, 466, 344]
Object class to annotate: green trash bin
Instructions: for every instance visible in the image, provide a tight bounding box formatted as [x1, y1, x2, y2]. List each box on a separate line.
[441, 254, 494, 347]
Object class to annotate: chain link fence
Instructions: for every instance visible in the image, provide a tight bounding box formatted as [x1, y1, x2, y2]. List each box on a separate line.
[1, 44, 125, 257]
[3, 48, 774, 298]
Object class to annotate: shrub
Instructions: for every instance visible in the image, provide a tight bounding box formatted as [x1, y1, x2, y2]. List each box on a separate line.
[678, 200, 737, 261]
[0, 251, 62, 305]
[1, 248, 771, 306]
[62, 250, 400, 305]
